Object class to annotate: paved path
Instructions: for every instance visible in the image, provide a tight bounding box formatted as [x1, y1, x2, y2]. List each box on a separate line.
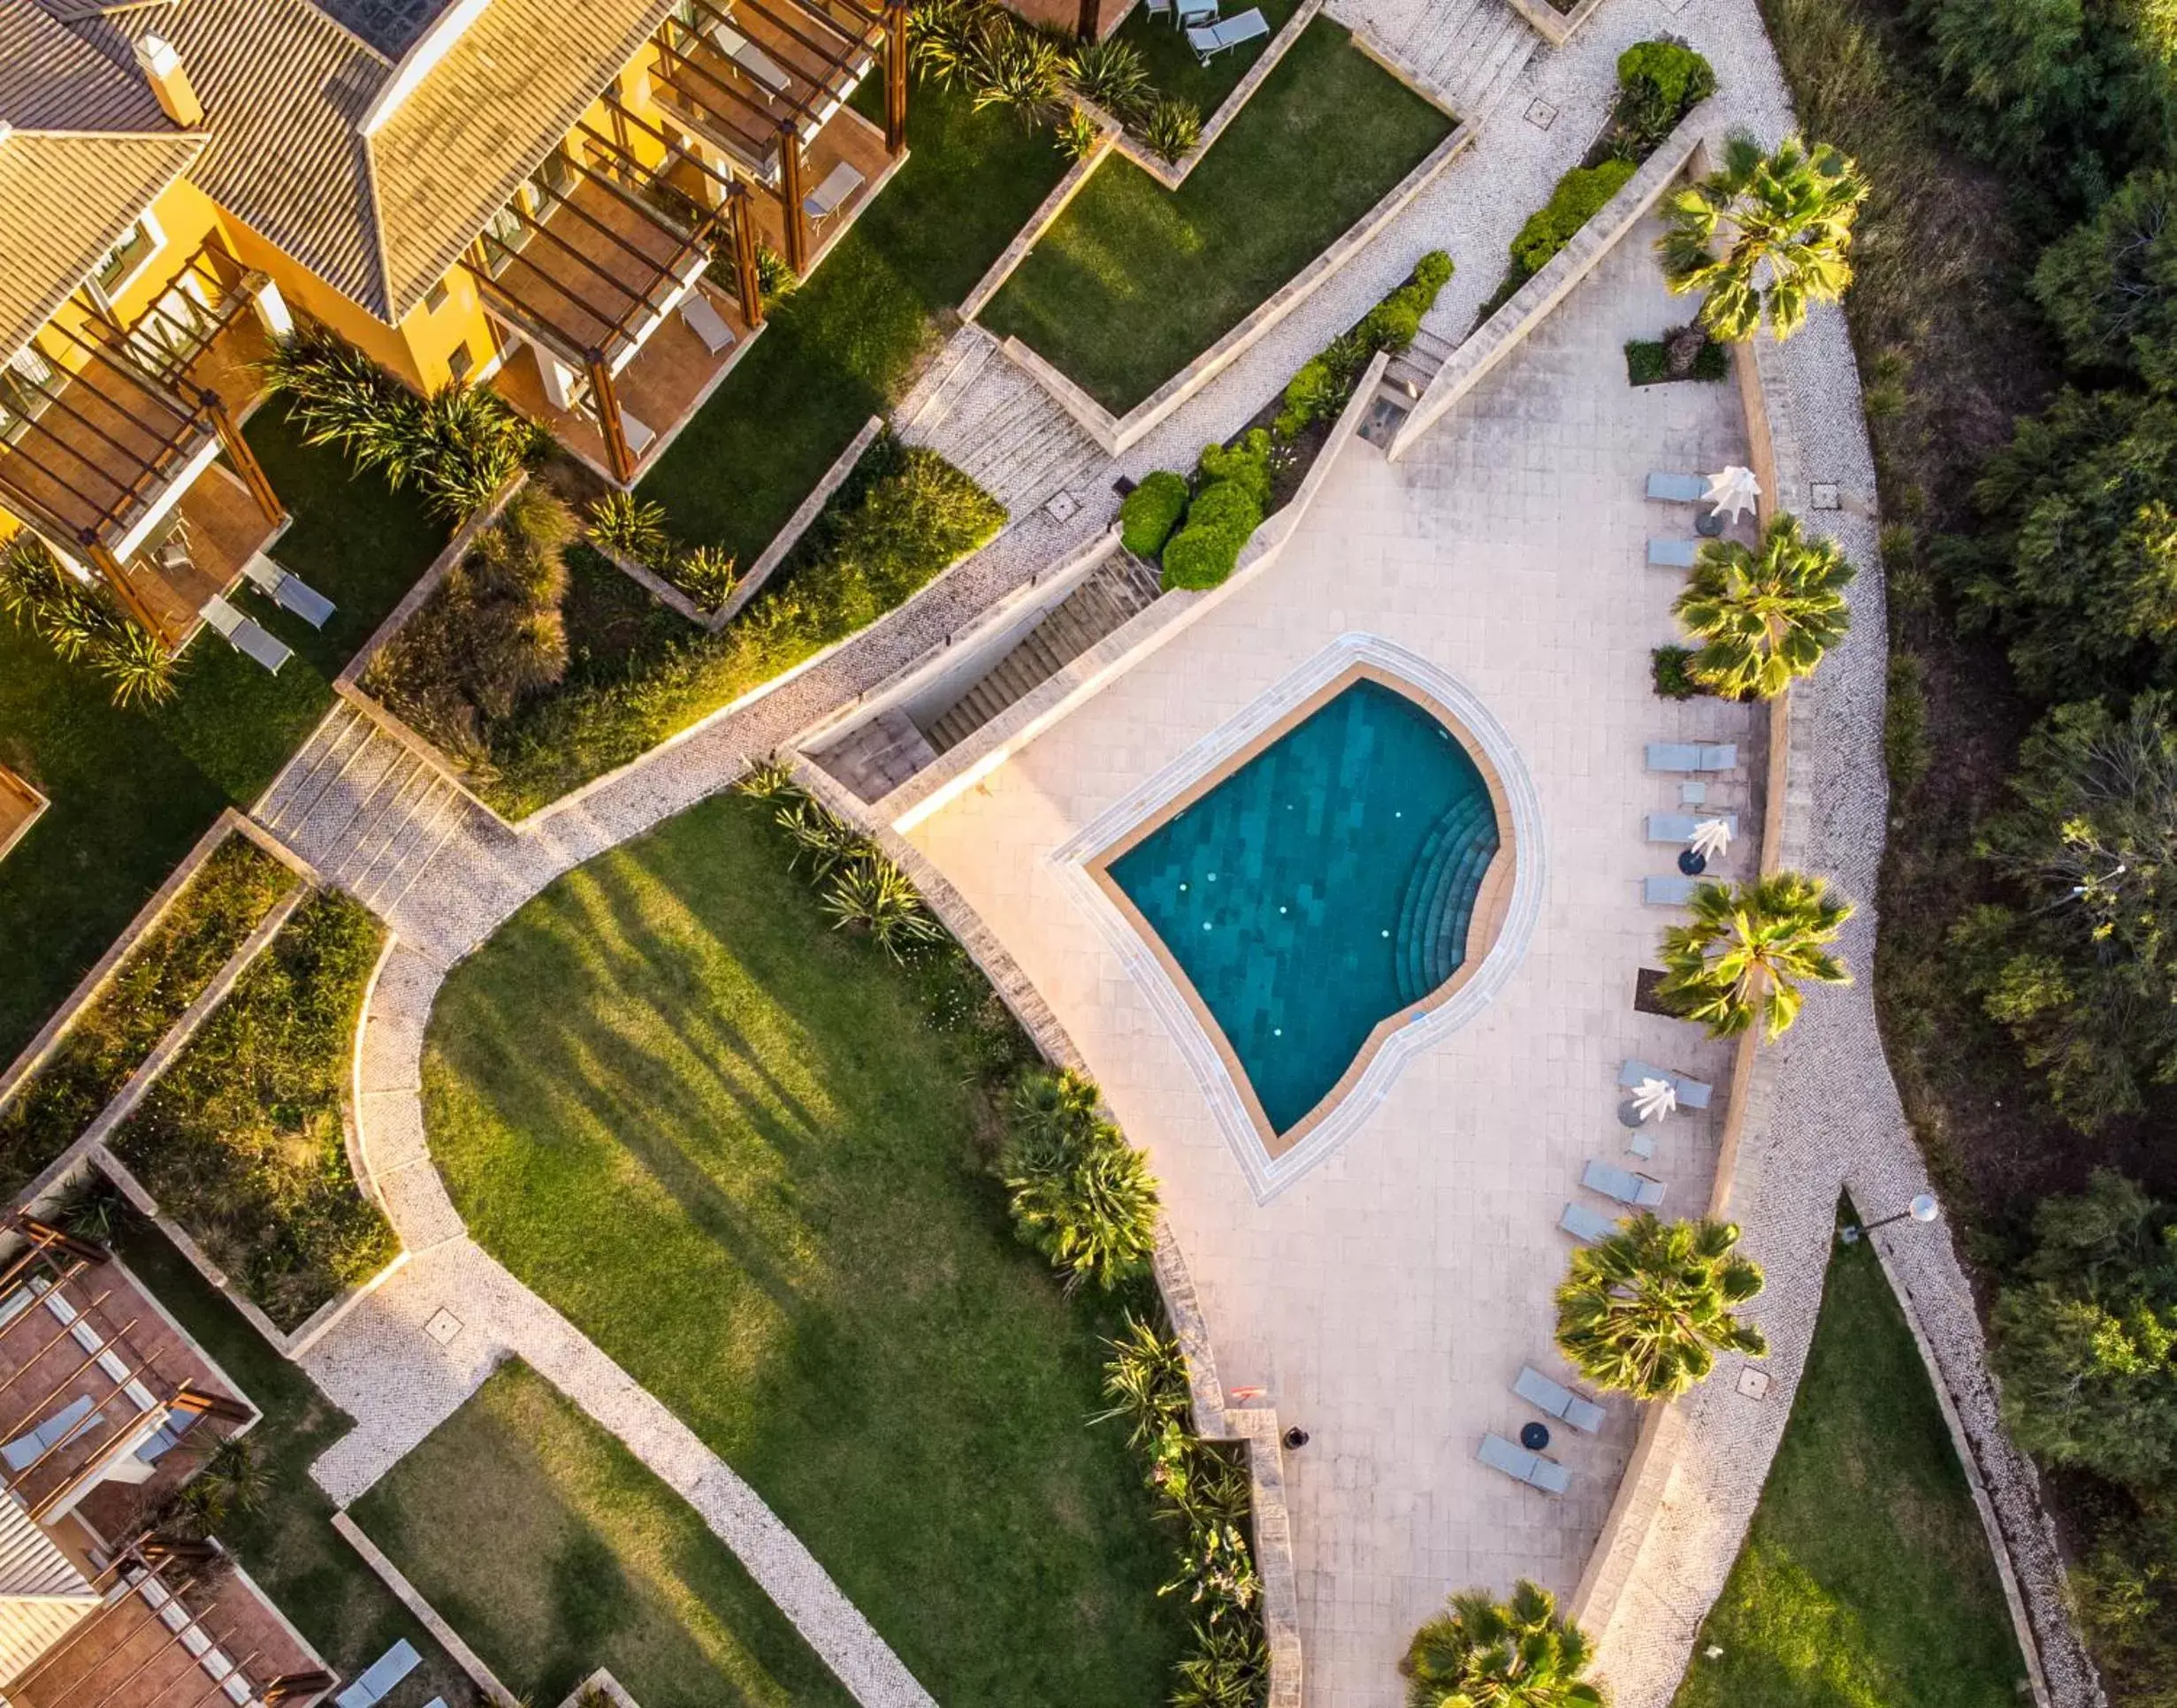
[257, 2, 2097, 1703]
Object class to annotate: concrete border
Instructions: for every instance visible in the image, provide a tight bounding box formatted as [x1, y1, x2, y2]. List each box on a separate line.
[729, 416, 888, 621]
[1503, 0, 1608, 49]
[1387, 103, 1711, 461]
[332, 1507, 518, 1706]
[959, 126, 1125, 324]
[1105, 0, 1329, 190]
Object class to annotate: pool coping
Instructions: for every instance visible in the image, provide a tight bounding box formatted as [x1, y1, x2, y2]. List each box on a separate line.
[1053, 633, 1545, 1201]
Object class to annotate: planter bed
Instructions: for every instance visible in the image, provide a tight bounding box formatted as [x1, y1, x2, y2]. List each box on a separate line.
[368, 438, 1004, 820]
[111, 887, 396, 1331]
[420, 791, 1191, 1704]
[352, 1359, 856, 1708]
[1111, 0, 1304, 126]
[635, 80, 1068, 560]
[0, 834, 294, 1196]
[979, 19, 1453, 414]
[111, 1217, 477, 1707]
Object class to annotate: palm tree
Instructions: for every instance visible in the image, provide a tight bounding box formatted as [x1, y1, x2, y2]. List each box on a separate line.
[1658, 133, 1868, 341]
[1401, 1579, 1604, 1708]
[1657, 872, 1852, 1040]
[1674, 513, 1855, 699]
[1555, 1214, 1768, 1400]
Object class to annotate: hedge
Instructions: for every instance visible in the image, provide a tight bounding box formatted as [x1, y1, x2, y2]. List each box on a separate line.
[1509, 159, 1638, 279]
[1120, 472, 1189, 557]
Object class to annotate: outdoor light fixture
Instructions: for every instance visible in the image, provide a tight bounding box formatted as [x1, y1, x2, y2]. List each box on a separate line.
[1839, 1193, 1938, 1244]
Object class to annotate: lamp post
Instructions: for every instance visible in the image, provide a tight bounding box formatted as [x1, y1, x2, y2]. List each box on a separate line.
[1840, 1193, 1938, 1244]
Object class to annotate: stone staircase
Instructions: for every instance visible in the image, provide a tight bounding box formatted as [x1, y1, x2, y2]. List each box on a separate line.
[255, 702, 476, 916]
[898, 327, 1108, 518]
[920, 552, 1165, 752]
[1348, 0, 1539, 126]
[1392, 791, 1501, 1003]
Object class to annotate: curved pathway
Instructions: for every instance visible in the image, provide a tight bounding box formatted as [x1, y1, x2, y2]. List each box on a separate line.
[269, 2, 2099, 1704]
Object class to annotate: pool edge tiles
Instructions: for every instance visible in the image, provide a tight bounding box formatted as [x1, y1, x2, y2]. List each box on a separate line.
[1056, 637, 1546, 1201]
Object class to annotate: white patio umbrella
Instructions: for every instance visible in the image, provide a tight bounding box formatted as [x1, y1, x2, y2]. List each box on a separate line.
[1690, 818, 1734, 862]
[1631, 1076, 1678, 1124]
[1703, 465, 1761, 525]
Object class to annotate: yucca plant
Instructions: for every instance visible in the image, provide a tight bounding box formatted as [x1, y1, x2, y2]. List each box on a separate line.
[1013, 1066, 1103, 1149]
[1173, 1616, 1270, 1708]
[413, 383, 540, 521]
[675, 544, 739, 612]
[907, 0, 986, 87]
[1554, 1212, 1768, 1399]
[92, 621, 179, 707]
[1656, 870, 1852, 1039]
[1658, 132, 1868, 341]
[777, 798, 873, 877]
[736, 759, 800, 802]
[1142, 95, 1203, 165]
[1056, 103, 1103, 162]
[967, 16, 1068, 126]
[587, 492, 673, 568]
[754, 243, 799, 302]
[822, 854, 942, 958]
[1674, 512, 1855, 698]
[1095, 1310, 1192, 1446]
[1402, 1580, 1603, 1708]
[198, 1434, 270, 1517]
[1066, 35, 1150, 120]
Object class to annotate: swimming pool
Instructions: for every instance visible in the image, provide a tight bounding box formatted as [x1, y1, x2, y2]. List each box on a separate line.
[1103, 676, 1504, 1140]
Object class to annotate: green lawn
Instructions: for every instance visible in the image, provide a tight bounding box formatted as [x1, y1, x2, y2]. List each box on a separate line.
[636, 80, 1069, 560]
[1114, 0, 1303, 123]
[981, 19, 1452, 412]
[420, 793, 1188, 1704]
[111, 1219, 477, 1708]
[353, 1361, 854, 1708]
[1672, 1220, 2028, 1708]
[0, 404, 443, 1066]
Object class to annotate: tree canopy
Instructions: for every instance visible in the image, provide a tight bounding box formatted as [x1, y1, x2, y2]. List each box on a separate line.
[1401, 1581, 1604, 1708]
[1555, 1213, 1768, 1399]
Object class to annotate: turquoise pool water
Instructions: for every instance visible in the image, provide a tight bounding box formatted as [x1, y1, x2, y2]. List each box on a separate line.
[1107, 678, 1501, 1136]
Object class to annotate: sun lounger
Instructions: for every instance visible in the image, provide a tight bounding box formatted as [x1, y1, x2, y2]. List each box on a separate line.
[1646, 471, 1708, 502]
[1188, 6, 1268, 62]
[682, 290, 737, 355]
[1619, 1059, 1714, 1109]
[200, 593, 293, 674]
[1644, 874, 1698, 906]
[1514, 1366, 1608, 1433]
[1646, 742, 1738, 773]
[1559, 1201, 1617, 1242]
[1583, 1158, 1666, 1208]
[1478, 1431, 1571, 1495]
[1647, 538, 1700, 568]
[241, 555, 335, 628]
[1646, 812, 1739, 843]
[334, 1640, 420, 1708]
[803, 160, 866, 224]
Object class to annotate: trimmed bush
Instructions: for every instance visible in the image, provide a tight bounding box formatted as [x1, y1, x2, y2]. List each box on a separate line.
[1275, 251, 1455, 438]
[1161, 523, 1244, 590]
[1197, 428, 1275, 509]
[1510, 159, 1638, 279]
[1120, 471, 1189, 557]
[1276, 356, 1343, 438]
[1616, 40, 1716, 152]
[1652, 644, 1701, 700]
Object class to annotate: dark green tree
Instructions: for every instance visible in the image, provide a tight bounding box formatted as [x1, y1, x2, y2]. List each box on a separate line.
[2032, 167, 2177, 384]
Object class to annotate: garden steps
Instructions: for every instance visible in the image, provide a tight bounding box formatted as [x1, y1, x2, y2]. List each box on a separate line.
[919, 553, 1164, 752]
[900, 338, 1104, 516]
[814, 709, 942, 802]
[1364, 0, 1536, 125]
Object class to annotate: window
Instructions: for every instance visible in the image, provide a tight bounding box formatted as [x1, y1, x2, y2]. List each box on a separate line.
[92, 210, 166, 298]
[424, 279, 451, 314]
[445, 342, 473, 381]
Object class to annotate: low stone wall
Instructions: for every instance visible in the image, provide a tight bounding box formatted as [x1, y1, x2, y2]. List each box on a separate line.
[1108, 0, 1327, 189]
[1501, 0, 1607, 50]
[1387, 106, 1712, 461]
[332, 473, 528, 693]
[332, 1509, 519, 1706]
[959, 129, 1124, 324]
[728, 416, 888, 622]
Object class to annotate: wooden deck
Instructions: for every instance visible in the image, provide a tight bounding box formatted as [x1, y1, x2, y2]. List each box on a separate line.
[0, 765, 46, 865]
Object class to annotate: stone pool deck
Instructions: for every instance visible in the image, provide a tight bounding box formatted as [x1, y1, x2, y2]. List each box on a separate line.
[900, 210, 1758, 1708]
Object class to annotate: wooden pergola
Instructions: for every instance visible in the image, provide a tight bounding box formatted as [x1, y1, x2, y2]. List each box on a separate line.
[0, 1537, 332, 1708]
[0, 298, 284, 645]
[646, 0, 908, 273]
[457, 133, 733, 484]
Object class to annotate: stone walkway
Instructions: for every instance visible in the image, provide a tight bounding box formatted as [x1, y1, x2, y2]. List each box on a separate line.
[248, 2, 2097, 1704]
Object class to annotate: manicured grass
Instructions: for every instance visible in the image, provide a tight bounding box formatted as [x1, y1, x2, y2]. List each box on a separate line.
[353, 1360, 855, 1708]
[113, 888, 398, 1330]
[636, 80, 1068, 560]
[0, 405, 442, 1068]
[0, 835, 293, 1195]
[110, 1218, 477, 1708]
[981, 19, 1452, 412]
[1672, 1224, 2027, 1708]
[1114, 0, 1303, 122]
[421, 793, 1188, 1704]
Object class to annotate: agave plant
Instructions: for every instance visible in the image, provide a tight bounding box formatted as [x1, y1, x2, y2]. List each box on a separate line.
[1094, 1310, 1192, 1445]
[675, 544, 739, 612]
[736, 759, 801, 803]
[1066, 35, 1150, 120]
[1142, 95, 1203, 165]
[822, 853, 942, 958]
[588, 492, 673, 568]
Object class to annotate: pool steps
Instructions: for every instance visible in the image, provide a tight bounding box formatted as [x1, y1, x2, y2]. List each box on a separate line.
[1393, 793, 1500, 1004]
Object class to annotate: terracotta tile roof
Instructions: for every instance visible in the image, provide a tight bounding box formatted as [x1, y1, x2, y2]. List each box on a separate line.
[0, 0, 202, 365]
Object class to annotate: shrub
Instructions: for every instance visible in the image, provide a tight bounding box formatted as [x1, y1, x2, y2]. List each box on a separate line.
[0, 534, 175, 706]
[1275, 253, 1454, 438]
[1625, 327, 1728, 385]
[1652, 644, 1700, 700]
[586, 493, 673, 569]
[1066, 35, 1150, 120]
[1510, 159, 1637, 280]
[1359, 249, 1455, 354]
[674, 545, 739, 612]
[264, 330, 539, 522]
[754, 243, 798, 302]
[1275, 356, 1341, 438]
[1184, 480, 1260, 539]
[1143, 95, 1203, 165]
[966, 13, 1069, 127]
[1197, 429, 1274, 510]
[1884, 652, 1931, 797]
[1614, 39, 1716, 154]
[1160, 524, 1241, 591]
[1057, 103, 1102, 162]
[998, 1068, 1160, 1291]
[1120, 471, 1189, 557]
